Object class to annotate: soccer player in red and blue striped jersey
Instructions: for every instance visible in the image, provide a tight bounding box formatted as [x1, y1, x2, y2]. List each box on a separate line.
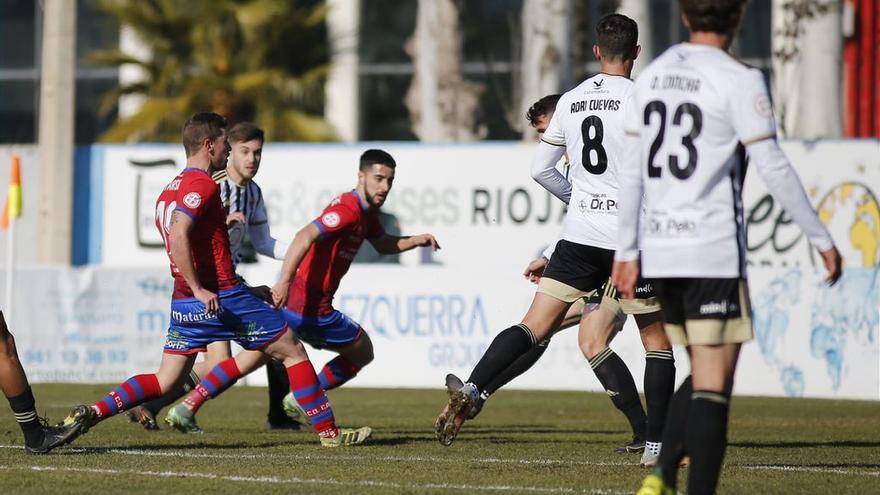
[166, 149, 439, 428]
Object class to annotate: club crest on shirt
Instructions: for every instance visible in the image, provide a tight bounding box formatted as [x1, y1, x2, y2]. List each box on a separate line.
[322, 212, 341, 228]
[183, 192, 202, 209]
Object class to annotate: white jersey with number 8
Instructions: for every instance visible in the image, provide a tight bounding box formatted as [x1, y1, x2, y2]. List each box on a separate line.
[542, 74, 634, 249]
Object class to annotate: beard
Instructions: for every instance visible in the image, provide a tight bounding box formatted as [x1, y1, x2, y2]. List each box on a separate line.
[364, 188, 386, 209]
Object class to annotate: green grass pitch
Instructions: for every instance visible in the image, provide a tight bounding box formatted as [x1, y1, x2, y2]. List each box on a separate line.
[0, 384, 876, 494]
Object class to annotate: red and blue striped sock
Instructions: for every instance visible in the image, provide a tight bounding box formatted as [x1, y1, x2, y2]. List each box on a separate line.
[182, 358, 242, 414]
[318, 356, 361, 391]
[287, 360, 338, 438]
[94, 374, 162, 419]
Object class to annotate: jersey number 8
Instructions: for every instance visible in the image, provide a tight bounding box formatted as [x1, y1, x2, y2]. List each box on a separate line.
[580, 115, 607, 175]
[644, 101, 703, 180]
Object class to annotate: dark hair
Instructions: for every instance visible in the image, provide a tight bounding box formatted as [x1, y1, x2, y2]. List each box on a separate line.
[182, 112, 228, 157]
[359, 149, 396, 171]
[526, 94, 562, 127]
[228, 121, 264, 144]
[680, 0, 748, 34]
[595, 13, 639, 61]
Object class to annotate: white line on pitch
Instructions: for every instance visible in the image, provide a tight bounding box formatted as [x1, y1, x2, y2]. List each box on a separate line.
[1, 445, 877, 478]
[0, 444, 630, 467]
[0, 465, 628, 494]
[742, 465, 880, 477]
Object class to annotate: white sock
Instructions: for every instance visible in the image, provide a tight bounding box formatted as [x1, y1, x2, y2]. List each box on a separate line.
[645, 441, 662, 455]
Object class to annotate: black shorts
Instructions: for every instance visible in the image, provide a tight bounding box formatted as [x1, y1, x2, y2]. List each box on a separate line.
[541, 240, 613, 295]
[538, 240, 658, 314]
[652, 278, 754, 345]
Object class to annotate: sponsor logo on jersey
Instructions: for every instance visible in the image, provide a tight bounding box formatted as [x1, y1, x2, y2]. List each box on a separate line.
[183, 192, 202, 209]
[322, 212, 341, 228]
[577, 193, 617, 214]
[647, 211, 699, 237]
[164, 178, 182, 191]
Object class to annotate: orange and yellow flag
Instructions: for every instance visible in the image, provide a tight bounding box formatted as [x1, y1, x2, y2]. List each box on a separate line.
[1, 154, 22, 230]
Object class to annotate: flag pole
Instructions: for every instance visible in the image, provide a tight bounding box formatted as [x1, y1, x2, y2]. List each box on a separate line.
[4, 213, 13, 323]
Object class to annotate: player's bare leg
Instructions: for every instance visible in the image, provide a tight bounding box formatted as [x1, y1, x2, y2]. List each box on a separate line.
[635, 313, 675, 467]
[578, 306, 647, 455]
[0, 311, 79, 454]
[436, 293, 570, 446]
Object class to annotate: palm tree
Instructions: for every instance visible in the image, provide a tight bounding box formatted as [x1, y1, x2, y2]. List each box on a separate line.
[90, 0, 336, 142]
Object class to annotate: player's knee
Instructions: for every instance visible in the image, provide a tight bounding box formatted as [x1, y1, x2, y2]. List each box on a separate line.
[578, 335, 606, 361]
[0, 332, 17, 359]
[640, 321, 671, 351]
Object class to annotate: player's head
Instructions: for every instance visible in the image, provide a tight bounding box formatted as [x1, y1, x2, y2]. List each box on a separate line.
[182, 112, 230, 169]
[593, 13, 640, 65]
[357, 149, 396, 209]
[227, 122, 264, 182]
[680, 0, 748, 36]
[526, 94, 561, 136]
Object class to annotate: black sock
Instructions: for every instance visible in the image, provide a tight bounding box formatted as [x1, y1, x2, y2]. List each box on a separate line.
[589, 348, 646, 439]
[483, 337, 549, 395]
[266, 359, 291, 421]
[7, 387, 43, 446]
[142, 370, 200, 416]
[467, 324, 536, 390]
[658, 376, 693, 488]
[644, 349, 675, 443]
[686, 391, 730, 495]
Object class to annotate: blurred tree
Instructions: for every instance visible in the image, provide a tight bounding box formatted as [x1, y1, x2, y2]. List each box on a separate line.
[90, 0, 335, 142]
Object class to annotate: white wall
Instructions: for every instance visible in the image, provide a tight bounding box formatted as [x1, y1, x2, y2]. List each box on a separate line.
[4, 140, 877, 400]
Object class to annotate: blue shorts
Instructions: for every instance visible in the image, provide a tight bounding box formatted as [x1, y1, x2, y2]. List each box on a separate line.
[282, 309, 363, 349]
[165, 285, 288, 355]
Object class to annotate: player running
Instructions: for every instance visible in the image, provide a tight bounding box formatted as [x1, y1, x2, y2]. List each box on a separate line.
[0, 311, 75, 454]
[55, 113, 371, 447]
[128, 122, 301, 432]
[464, 94, 652, 458]
[611, 1, 842, 493]
[436, 15, 676, 466]
[161, 149, 439, 431]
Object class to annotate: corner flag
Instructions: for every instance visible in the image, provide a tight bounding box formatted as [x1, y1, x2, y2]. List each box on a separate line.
[1, 155, 22, 230]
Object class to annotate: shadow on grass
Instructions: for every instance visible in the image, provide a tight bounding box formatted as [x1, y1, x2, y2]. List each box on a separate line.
[732, 440, 880, 449]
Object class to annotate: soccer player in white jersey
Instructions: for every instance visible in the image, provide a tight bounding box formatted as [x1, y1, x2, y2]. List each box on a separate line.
[128, 122, 298, 432]
[611, 1, 842, 493]
[465, 94, 650, 458]
[436, 16, 676, 462]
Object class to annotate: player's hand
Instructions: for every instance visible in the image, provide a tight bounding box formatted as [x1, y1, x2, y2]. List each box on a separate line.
[412, 234, 440, 251]
[523, 257, 548, 284]
[226, 212, 246, 227]
[194, 287, 220, 315]
[611, 260, 640, 299]
[247, 284, 273, 304]
[819, 246, 843, 286]
[270, 281, 291, 310]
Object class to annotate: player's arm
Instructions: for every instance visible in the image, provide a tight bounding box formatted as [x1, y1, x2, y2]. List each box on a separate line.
[247, 191, 287, 260]
[168, 210, 219, 313]
[530, 141, 571, 203]
[612, 92, 646, 299]
[732, 69, 841, 285]
[368, 233, 440, 255]
[270, 222, 321, 309]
